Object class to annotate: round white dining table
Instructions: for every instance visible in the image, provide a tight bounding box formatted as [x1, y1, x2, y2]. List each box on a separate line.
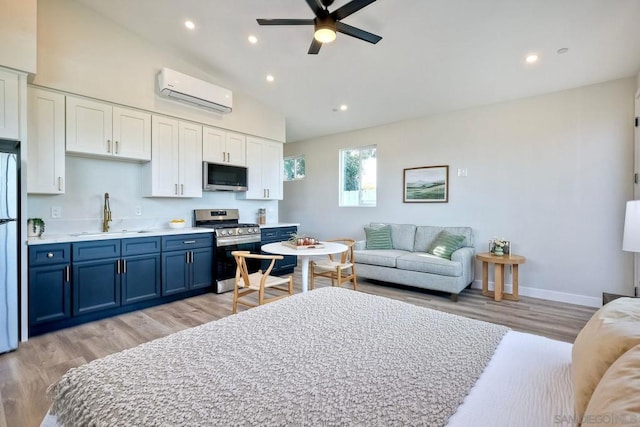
[261, 241, 348, 293]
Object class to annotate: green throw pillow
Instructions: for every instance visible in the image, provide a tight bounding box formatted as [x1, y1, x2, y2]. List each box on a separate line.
[364, 225, 393, 250]
[427, 231, 465, 259]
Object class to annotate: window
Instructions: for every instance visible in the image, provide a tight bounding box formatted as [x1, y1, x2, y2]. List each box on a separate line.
[284, 155, 305, 181]
[339, 145, 377, 206]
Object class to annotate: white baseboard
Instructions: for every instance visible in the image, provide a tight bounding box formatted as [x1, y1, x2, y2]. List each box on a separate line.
[470, 280, 602, 308]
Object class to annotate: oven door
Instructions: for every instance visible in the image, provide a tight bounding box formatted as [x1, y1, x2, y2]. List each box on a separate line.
[214, 239, 261, 293]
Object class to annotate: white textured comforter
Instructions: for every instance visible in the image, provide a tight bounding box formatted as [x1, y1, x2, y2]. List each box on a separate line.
[46, 287, 510, 426]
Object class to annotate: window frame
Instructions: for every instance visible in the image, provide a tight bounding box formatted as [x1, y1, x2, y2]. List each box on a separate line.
[338, 144, 377, 207]
[284, 155, 305, 181]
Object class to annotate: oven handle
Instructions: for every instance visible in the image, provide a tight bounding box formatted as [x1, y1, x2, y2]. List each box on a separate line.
[216, 237, 261, 247]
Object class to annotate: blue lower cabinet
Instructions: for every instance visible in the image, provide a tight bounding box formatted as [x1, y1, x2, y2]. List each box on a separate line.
[73, 258, 121, 315]
[122, 253, 161, 305]
[191, 247, 213, 290]
[162, 251, 190, 295]
[29, 264, 71, 326]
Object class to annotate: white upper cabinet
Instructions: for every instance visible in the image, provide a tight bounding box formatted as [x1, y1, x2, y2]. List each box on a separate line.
[144, 115, 202, 198]
[27, 87, 65, 194]
[0, 68, 20, 140]
[202, 126, 246, 166]
[66, 96, 151, 161]
[238, 136, 283, 200]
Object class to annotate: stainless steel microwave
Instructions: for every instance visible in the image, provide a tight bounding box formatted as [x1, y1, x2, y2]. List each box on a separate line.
[202, 162, 248, 192]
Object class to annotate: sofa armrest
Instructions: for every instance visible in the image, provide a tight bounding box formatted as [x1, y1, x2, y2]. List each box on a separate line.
[354, 240, 366, 250]
[451, 247, 475, 284]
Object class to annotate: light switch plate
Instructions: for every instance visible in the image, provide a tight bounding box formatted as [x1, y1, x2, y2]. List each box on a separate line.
[457, 168, 468, 177]
[51, 206, 62, 218]
[135, 206, 142, 216]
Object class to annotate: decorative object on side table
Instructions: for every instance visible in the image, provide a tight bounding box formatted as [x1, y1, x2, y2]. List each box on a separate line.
[27, 218, 45, 237]
[489, 238, 510, 256]
[283, 232, 323, 249]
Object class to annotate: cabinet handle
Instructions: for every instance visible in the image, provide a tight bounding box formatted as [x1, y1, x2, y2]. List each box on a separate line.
[47, 252, 54, 258]
[117, 259, 121, 274]
[183, 240, 196, 244]
[189, 251, 193, 264]
[122, 259, 126, 274]
[115, 141, 119, 154]
[267, 188, 270, 198]
[181, 184, 184, 195]
[186, 252, 190, 264]
[175, 184, 178, 195]
[107, 139, 111, 153]
[65, 265, 70, 282]
[58, 177, 63, 191]
[226, 152, 230, 162]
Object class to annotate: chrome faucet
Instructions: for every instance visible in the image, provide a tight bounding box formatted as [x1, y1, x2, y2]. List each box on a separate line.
[103, 192, 112, 232]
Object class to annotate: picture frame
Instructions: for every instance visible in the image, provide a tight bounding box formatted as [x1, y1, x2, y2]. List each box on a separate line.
[403, 165, 449, 203]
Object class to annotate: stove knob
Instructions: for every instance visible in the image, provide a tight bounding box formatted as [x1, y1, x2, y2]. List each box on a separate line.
[238, 229, 243, 234]
[220, 230, 227, 236]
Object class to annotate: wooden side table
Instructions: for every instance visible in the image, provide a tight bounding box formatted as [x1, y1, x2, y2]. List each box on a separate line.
[476, 252, 526, 302]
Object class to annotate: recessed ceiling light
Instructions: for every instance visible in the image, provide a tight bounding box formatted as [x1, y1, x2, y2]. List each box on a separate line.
[557, 47, 569, 54]
[340, 104, 348, 111]
[525, 54, 539, 63]
[185, 20, 195, 30]
[248, 35, 258, 44]
[266, 75, 274, 82]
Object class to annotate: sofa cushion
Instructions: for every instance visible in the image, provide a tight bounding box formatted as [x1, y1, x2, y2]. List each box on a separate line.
[371, 223, 416, 251]
[354, 249, 409, 268]
[364, 225, 392, 249]
[427, 231, 466, 260]
[396, 253, 462, 277]
[415, 226, 473, 252]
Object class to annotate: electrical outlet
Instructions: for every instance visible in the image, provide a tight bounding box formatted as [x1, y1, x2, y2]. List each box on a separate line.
[457, 168, 468, 177]
[135, 206, 142, 216]
[51, 206, 62, 218]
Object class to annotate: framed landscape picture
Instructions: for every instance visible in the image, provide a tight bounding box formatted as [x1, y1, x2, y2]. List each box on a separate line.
[403, 165, 449, 203]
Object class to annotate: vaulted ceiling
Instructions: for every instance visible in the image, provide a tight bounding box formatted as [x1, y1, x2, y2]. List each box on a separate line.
[75, 0, 640, 142]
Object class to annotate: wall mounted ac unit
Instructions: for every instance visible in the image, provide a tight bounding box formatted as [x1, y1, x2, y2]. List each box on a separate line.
[158, 67, 232, 114]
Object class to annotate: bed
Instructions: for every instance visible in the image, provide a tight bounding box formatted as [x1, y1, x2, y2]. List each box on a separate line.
[41, 288, 637, 426]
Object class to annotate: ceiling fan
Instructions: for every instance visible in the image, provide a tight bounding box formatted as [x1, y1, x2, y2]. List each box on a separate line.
[256, 0, 382, 54]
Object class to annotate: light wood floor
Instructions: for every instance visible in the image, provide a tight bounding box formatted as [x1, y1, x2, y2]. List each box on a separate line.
[0, 271, 596, 427]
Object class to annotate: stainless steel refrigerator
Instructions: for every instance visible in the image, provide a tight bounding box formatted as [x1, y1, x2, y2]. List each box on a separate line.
[0, 140, 19, 354]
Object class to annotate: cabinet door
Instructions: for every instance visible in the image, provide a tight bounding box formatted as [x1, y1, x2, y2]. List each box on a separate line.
[66, 96, 113, 157]
[73, 258, 121, 315]
[179, 121, 202, 197]
[0, 68, 19, 140]
[28, 264, 71, 325]
[113, 106, 151, 161]
[262, 140, 283, 200]
[149, 115, 180, 196]
[202, 125, 225, 163]
[190, 247, 213, 290]
[225, 131, 246, 166]
[27, 87, 66, 194]
[122, 254, 161, 305]
[162, 250, 189, 295]
[244, 136, 265, 199]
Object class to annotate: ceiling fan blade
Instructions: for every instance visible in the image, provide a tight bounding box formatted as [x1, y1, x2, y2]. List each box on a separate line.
[305, 0, 325, 17]
[308, 38, 322, 54]
[331, 0, 377, 21]
[257, 18, 315, 26]
[335, 21, 382, 44]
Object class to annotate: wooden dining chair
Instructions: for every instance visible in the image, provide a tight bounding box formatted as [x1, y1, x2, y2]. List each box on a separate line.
[232, 251, 294, 313]
[309, 238, 357, 291]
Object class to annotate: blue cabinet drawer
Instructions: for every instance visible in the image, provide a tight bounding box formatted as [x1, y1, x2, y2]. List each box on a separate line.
[261, 226, 297, 243]
[162, 233, 212, 251]
[73, 240, 121, 261]
[29, 244, 71, 266]
[122, 237, 161, 256]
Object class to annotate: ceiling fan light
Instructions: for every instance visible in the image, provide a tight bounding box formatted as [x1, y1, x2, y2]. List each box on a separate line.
[314, 27, 336, 43]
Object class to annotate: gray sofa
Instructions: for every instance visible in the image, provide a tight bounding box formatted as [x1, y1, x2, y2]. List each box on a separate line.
[354, 223, 475, 301]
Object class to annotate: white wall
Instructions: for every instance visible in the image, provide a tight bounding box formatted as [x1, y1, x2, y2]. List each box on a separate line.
[0, 0, 36, 73]
[32, 0, 285, 142]
[281, 77, 637, 307]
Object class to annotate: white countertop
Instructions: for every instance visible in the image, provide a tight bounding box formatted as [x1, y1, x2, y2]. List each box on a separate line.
[26, 227, 214, 245]
[259, 223, 299, 229]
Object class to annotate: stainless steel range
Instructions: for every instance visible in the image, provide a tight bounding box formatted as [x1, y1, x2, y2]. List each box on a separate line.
[193, 209, 261, 293]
